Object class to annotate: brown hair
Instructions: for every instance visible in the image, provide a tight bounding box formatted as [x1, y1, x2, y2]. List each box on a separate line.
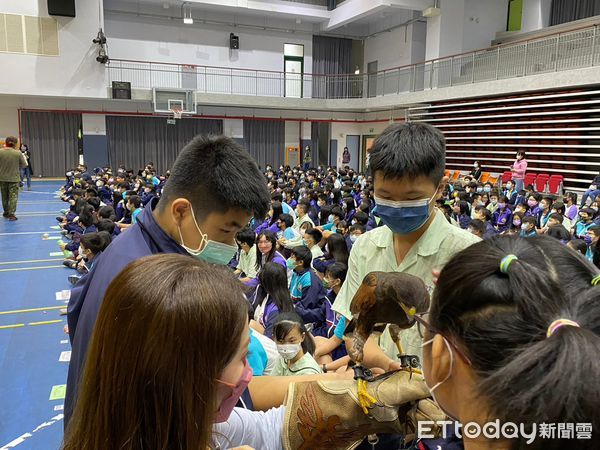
[63, 254, 248, 450]
[4, 136, 17, 147]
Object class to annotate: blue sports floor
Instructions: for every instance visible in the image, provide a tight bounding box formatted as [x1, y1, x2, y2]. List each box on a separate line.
[0, 182, 70, 449]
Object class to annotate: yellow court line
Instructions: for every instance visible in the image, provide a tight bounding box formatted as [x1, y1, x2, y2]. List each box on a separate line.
[0, 305, 65, 315]
[29, 319, 63, 326]
[0, 323, 25, 330]
[0, 265, 64, 273]
[0, 258, 63, 266]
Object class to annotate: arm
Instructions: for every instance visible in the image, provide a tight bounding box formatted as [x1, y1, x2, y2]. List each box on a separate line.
[314, 335, 342, 359]
[19, 153, 28, 169]
[248, 372, 347, 411]
[345, 335, 398, 372]
[213, 407, 285, 450]
[325, 355, 351, 371]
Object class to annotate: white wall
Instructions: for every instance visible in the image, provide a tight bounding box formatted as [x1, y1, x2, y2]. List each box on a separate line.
[0, 0, 106, 98]
[521, 0, 552, 33]
[285, 121, 300, 149]
[364, 27, 413, 72]
[105, 13, 313, 75]
[462, 0, 508, 52]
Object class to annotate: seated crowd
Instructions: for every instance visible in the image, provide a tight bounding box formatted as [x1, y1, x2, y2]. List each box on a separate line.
[56, 156, 600, 375]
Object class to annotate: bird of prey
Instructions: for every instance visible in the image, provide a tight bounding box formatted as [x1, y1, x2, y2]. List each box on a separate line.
[344, 271, 430, 414]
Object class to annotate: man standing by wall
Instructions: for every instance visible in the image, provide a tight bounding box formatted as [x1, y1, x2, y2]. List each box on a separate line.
[0, 136, 28, 221]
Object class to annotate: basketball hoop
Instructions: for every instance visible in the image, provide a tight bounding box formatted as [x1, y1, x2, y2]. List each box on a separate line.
[170, 106, 183, 120]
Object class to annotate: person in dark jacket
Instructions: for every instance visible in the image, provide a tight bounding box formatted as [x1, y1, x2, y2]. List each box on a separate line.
[19, 143, 33, 190]
[287, 246, 328, 337]
[64, 135, 270, 429]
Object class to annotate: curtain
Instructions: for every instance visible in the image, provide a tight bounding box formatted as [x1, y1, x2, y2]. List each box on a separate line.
[21, 111, 81, 177]
[243, 119, 284, 169]
[550, 0, 600, 26]
[106, 116, 222, 174]
[312, 35, 352, 99]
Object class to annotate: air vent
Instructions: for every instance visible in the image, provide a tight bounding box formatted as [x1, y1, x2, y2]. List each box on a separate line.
[0, 13, 59, 56]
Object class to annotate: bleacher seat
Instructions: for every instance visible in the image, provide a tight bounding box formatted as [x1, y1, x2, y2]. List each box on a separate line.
[535, 174, 550, 193]
[548, 175, 564, 195]
[524, 173, 537, 187]
[501, 171, 513, 183]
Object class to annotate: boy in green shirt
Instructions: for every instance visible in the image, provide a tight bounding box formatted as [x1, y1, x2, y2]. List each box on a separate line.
[332, 123, 480, 371]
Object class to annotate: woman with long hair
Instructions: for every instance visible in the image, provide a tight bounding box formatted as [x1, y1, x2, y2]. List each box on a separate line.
[254, 201, 283, 235]
[63, 254, 265, 449]
[313, 232, 349, 275]
[251, 262, 294, 339]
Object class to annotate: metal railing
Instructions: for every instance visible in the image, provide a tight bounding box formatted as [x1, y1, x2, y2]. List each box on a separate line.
[107, 23, 600, 100]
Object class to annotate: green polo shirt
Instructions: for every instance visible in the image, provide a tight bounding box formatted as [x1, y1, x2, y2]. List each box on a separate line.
[332, 210, 480, 361]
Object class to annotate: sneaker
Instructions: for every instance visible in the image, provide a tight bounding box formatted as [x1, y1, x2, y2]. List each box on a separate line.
[63, 260, 77, 269]
[59, 308, 68, 316]
[68, 275, 81, 285]
[2, 212, 8, 218]
[7, 215, 17, 221]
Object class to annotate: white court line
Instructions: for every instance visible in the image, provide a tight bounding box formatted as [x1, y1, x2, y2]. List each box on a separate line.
[0, 231, 61, 236]
[18, 191, 59, 195]
[0, 414, 64, 449]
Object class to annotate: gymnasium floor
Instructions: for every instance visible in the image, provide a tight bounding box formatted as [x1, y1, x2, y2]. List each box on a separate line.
[0, 181, 69, 449]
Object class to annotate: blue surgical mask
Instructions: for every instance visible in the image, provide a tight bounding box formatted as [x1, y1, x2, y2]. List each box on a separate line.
[286, 258, 296, 270]
[374, 189, 438, 235]
[327, 215, 334, 224]
[349, 234, 358, 243]
[484, 187, 491, 193]
[177, 205, 237, 265]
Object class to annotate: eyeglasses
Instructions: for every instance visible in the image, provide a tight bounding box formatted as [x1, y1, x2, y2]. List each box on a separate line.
[399, 303, 472, 366]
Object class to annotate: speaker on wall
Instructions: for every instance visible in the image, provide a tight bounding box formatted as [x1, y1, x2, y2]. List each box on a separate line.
[112, 81, 132, 100]
[230, 33, 239, 50]
[48, 0, 76, 17]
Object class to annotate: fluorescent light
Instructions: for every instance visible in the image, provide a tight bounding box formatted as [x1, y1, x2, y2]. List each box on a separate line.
[354, 66, 360, 75]
[183, 3, 193, 24]
[184, 17, 193, 24]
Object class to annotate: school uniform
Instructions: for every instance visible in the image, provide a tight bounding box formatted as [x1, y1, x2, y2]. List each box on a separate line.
[484, 222, 498, 239]
[237, 245, 258, 279]
[504, 189, 517, 205]
[492, 207, 512, 233]
[131, 207, 142, 224]
[575, 220, 595, 238]
[332, 210, 480, 361]
[270, 352, 322, 376]
[65, 225, 97, 252]
[289, 267, 327, 336]
[65, 198, 251, 428]
[519, 229, 537, 238]
[312, 255, 336, 275]
[247, 329, 278, 376]
[245, 251, 286, 290]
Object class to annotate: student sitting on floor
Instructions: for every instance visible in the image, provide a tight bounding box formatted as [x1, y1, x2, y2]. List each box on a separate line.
[288, 246, 327, 337]
[66, 231, 112, 284]
[270, 312, 322, 376]
[520, 216, 538, 238]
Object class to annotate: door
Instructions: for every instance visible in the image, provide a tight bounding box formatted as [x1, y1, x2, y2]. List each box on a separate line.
[345, 135, 360, 172]
[329, 139, 338, 167]
[284, 44, 304, 98]
[367, 61, 378, 98]
[285, 59, 303, 98]
[361, 135, 377, 173]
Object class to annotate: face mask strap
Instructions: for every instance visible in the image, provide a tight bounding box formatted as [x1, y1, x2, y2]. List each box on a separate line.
[177, 203, 208, 253]
[422, 335, 455, 392]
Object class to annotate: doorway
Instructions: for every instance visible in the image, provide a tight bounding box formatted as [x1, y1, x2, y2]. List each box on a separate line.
[284, 43, 304, 98]
[345, 135, 360, 171]
[367, 61, 378, 98]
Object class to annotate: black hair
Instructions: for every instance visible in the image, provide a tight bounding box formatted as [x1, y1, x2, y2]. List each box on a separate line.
[468, 218, 486, 236]
[474, 206, 491, 222]
[272, 312, 316, 356]
[85, 187, 98, 197]
[455, 200, 470, 216]
[296, 202, 309, 214]
[431, 235, 600, 443]
[522, 216, 537, 226]
[516, 150, 526, 158]
[159, 135, 270, 220]
[96, 218, 115, 235]
[290, 246, 312, 270]
[80, 231, 111, 254]
[331, 189, 342, 205]
[87, 197, 100, 212]
[255, 231, 278, 271]
[278, 213, 294, 229]
[552, 201, 566, 215]
[254, 262, 293, 316]
[98, 206, 116, 221]
[567, 239, 587, 256]
[128, 195, 142, 209]
[270, 201, 284, 226]
[305, 228, 322, 245]
[565, 192, 578, 204]
[369, 123, 445, 186]
[236, 227, 256, 247]
[499, 195, 509, 204]
[548, 212, 563, 223]
[589, 225, 600, 237]
[330, 206, 345, 221]
[319, 205, 332, 226]
[325, 262, 348, 284]
[271, 192, 283, 203]
[546, 224, 571, 241]
[580, 207, 595, 217]
[353, 210, 369, 226]
[349, 224, 366, 234]
[324, 233, 349, 265]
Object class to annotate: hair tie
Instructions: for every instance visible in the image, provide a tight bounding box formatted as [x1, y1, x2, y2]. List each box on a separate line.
[592, 274, 600, 286]
[546, 319, 580, 338]
[500, 254, 518, 274]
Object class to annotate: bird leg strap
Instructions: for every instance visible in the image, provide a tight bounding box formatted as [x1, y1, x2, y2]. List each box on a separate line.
[282, 370, 446, 450]
[349, 363, 378, 414]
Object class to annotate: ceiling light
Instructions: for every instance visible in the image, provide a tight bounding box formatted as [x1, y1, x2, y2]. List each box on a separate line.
[184, 16, 194, 24]
[354, 66, 360, 75]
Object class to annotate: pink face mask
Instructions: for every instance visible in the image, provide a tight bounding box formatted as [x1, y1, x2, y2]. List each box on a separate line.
[214, 359, 253, 423]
